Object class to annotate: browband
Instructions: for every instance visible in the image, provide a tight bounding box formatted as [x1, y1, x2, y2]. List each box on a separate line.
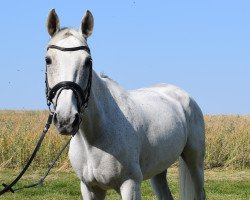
[47, 45, 91, 54]
[45, 44, 92, 112]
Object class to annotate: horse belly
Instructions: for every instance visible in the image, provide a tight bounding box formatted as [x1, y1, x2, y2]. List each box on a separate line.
[139, 113, 187, 180]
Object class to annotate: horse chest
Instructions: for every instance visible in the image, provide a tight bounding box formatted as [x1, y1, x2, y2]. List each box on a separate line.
[80, 148, 124, 188]
[69, 130, 138, 189]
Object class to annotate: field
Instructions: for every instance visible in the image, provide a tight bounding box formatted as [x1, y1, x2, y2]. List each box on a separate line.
[0, 111, 249, 199]
[0, 168, 249, 200]
[0, 111, 249, 170]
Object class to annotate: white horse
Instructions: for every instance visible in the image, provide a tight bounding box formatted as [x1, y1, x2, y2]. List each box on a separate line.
[45, 9, 205, 200]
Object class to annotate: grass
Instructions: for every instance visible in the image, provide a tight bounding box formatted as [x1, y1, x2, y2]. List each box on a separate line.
[0, 168, 249, 200]
[204, 115, 250, 169]
[0, 111, 249, 170]
[0, 111, 70, 170]
[0, 111, 249, 199]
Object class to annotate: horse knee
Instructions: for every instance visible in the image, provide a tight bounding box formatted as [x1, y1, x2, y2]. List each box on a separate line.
[120, 179, 142, 200]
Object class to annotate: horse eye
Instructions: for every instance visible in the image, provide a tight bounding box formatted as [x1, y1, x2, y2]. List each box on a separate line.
[45, 56, 52, 65]
[85, 57, 92, 68]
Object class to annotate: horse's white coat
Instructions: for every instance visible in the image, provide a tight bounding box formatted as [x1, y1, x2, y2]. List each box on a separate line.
[46, 9, 205, 200]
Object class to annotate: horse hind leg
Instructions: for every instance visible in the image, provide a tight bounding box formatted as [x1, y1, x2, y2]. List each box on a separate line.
[150, 170, 174, 200]
[179, 99, 206, 200]
[179, 127, 206, 200]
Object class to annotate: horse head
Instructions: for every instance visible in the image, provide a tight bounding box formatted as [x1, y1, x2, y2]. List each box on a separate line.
[45, 9, 94, 135]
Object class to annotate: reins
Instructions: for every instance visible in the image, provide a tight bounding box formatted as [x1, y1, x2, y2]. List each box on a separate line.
[0, 45, 92, 196]
[0, 113, 54, 195]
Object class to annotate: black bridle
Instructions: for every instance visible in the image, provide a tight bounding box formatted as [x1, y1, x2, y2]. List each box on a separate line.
[0, 45, 93, 196]
[46, 45, 92, 113]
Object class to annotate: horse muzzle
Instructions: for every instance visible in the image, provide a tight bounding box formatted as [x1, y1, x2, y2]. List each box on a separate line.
[53, 112, 80, 135]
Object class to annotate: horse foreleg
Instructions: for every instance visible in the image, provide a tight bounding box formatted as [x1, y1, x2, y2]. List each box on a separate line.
[120, 179, 142, 200]
[150, 170, 174, 200]
[80, 181, 106, 200]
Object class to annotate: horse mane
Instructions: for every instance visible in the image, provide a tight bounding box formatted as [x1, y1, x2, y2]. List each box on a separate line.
[100, 73, 118, 84]
[100, 72, 110, 79]
[99, 72, 124, 92]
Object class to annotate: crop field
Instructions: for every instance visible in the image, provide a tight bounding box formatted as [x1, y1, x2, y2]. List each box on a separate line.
[0, 111, 249, 170]
[0, 111, 249, 199]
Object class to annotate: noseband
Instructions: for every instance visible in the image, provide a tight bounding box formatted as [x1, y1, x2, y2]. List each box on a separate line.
[45, 45, 92, 113]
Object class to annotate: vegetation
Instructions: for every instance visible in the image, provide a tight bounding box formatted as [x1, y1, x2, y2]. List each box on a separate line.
[0, 111, 249, 170]
[0, 168, 249, 200]
[0, 111, 249, 199]
[205, 115, 250, 169]
[0, 111, 70, 170]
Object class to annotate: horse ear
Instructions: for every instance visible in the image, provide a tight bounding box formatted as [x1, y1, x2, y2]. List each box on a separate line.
[80, 10, 94, 38]
[47, 9, 60, 37]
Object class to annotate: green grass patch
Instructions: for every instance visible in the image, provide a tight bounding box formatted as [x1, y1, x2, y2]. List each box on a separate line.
[0, 168, 249, 199]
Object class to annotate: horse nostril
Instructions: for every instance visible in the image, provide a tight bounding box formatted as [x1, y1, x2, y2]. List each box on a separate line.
[72, 113, 80, 128]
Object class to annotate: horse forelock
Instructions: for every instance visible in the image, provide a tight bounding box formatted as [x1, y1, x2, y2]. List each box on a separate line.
[48, 28, 87, 46]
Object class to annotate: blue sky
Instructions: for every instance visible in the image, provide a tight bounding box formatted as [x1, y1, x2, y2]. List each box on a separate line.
[0, 1, 249, 114]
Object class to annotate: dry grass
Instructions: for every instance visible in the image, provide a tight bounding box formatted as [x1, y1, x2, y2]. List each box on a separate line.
[0, 111, 70, 169]
[0, 111, 249, 169]
[205, 115, 250, 169]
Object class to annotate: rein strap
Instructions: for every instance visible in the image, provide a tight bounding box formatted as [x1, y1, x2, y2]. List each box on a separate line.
[0, 113, 54, 196]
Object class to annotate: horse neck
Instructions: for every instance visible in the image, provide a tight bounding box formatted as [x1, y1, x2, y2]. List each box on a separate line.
[79, 71, 113, 143]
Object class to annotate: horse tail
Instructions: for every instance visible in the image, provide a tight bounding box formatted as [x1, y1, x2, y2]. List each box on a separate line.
[179, 95, 205, 200]
[179, 156, 195, 200]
